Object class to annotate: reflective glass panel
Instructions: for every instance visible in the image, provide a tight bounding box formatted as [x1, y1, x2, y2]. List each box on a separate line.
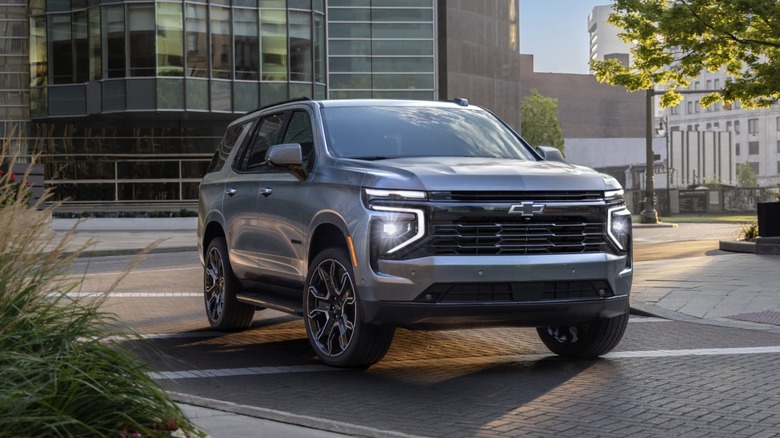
[103, 5, 125, 78]
[185, 4, 208, 77]
[30, 16, 47, 86]
[260, 9, 287, 81]
[129, 4, 155, 77]
[157, 2, 184, 77]
[186, 78, 208, 110]
[234, 9, 259, 80]
[289, 12, 311, 81]
[88, 8, 101, 80]
[49, 14, 72, 84]
[73, 11, 89, 82]
[210, 6, 231, 79]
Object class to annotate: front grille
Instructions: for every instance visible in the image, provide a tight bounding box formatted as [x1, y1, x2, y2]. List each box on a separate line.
[430, 217, 605, 255]
[417, 280, 614, 303]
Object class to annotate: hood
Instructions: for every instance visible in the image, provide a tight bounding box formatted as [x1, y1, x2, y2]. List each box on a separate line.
[349, 157, 610, 192]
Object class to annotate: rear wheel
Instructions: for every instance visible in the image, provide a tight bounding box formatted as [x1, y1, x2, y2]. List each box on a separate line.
[204, 236, 255, 330]
[536, 312, 629, 358]
[304, 247, 394, 367]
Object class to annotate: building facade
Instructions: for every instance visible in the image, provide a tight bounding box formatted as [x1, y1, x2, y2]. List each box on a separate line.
[666, 69, 780, 188]
[587, 5, 632, 72]
[3, 0, 523, 209]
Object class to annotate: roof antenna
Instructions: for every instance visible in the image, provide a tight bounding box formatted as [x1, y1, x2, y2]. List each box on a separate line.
[453, 98, 469, 107]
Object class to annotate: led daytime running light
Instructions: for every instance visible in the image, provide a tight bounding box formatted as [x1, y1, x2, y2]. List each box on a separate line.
[372, 205, 425, 254]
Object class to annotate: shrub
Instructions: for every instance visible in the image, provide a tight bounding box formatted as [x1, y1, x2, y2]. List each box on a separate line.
[0, 144, 204, 437]
[739, 222, 759, 242]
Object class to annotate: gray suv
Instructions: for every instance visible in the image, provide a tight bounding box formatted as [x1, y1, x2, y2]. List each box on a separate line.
[198, 98, 632, 367]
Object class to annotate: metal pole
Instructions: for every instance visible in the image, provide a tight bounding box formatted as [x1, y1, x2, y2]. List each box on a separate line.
[640, 88, 659, 224]
[664, 116, 671, 216]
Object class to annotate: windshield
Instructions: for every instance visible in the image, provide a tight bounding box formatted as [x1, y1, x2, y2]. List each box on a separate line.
[320, 105, 536, 161]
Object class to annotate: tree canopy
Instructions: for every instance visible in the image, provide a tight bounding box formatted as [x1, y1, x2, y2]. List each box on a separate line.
[520, 89, 565, 156]
[591, 0, 780, 109]
[736, 162, 758, 187]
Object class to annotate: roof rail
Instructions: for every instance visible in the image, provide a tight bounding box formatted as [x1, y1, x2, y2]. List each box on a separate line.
[246, 97, 314, 115]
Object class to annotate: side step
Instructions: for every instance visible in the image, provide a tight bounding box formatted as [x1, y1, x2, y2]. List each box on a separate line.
[236, 292, 303, 316]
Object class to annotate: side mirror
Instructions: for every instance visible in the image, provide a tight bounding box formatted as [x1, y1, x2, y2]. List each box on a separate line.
[536, 146, 564, 163]
[266, 143, 307, 180]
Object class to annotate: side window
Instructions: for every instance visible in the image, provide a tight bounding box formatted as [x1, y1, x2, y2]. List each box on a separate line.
[282, 110, 315, 171]
[206, 121, 253, 174]
[235, 112, 287, 171]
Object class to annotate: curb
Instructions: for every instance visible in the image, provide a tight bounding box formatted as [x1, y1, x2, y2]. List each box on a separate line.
[633, 222, 678, 229]
[719, 239, 780, 255]
[169, 392, 425, 438]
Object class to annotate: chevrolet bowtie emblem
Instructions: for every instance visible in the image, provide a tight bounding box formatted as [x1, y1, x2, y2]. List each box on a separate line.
[508, 202, 545, 217]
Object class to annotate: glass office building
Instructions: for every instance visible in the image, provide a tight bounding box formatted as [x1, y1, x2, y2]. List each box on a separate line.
[2, 0, 520, 208]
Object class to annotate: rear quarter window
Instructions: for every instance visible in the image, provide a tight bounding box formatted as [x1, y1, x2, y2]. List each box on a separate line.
[206, 121, 254, 174]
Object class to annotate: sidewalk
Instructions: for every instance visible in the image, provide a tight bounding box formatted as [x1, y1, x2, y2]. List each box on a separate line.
[51, 218, 780, 436]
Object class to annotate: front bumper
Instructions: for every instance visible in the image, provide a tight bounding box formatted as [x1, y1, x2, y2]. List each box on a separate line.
[357, 252, 632, 329]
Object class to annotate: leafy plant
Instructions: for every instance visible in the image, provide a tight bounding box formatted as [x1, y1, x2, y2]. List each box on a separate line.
[739, 222, 759, 242]
[591, 0, 780, 109]
[520, 89, 565, 157]
[0, 142, 204, 437]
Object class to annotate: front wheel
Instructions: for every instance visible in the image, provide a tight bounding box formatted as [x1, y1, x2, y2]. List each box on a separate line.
[536, 312, 629, 359]
[304, 247, 395, 368]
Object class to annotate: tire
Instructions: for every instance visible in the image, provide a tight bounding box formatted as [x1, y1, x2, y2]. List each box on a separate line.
[536, 312, 629, 359]
[304, 247, 395, 368]
[203, 236, 255, 330]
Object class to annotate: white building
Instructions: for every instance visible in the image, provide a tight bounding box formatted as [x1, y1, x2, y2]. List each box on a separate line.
[588, 5, 633, 72]
[666, 69, 780, 188]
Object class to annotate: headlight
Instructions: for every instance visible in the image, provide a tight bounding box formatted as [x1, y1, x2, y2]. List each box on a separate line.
[607, 207, 632, 252]
[370, 206, 425, 254]
[363, 188, 426, 255]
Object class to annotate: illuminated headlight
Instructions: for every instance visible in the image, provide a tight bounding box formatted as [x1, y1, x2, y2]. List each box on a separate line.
[607, 207, 632, 252]
[371, 206, 425, 254]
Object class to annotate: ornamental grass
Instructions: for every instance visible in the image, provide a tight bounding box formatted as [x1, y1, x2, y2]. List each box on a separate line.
[0, 140, 203, 437]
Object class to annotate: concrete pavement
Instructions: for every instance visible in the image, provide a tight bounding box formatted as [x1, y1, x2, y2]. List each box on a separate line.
[49, 218, 780, 436]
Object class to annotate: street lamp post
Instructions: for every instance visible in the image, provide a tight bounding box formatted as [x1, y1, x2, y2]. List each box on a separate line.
[656, 115, 671, 216]
[640, 88, 659, 224]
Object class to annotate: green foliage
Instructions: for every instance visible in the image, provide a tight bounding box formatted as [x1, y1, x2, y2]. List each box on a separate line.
[591, 0, 780, 109]
[520, 89, 565, 156]
[0, 144, 204, 437]
[736, 162, 758, 187]
[739, 222, 759, 241]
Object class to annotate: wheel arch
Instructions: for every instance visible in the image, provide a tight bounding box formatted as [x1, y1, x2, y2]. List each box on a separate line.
[308, 222, 349, 266]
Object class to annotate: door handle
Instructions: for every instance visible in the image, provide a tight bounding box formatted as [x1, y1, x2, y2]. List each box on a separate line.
[226, 188, 237, 197]
[260, 187, 273, 197]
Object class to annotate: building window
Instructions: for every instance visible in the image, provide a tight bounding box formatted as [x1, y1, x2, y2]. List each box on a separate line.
[671, 105, 679, 115]
[777, 140, 780, 153]
[695, 100, 700, 113]
[289, 11, 312, 82]
[103, 5, 126, 78]
[185, 4, 208, 78]
[706, 123, 711, 130]
[694, 124, 699, 131]
[687, 125, 693, 131]
[727, 121, 732, 131]
[748, 118, 758, 134]
[128, 4, 156, 77]
[714, 122, 719, 130]
[49, 14, 73, 84]
[261, 9, 288, 81]
[776, 116, 780, 131]
[234, 9, 259, 80]
[210, 6, 231, 79]
[735, 143, 740, 155]
[748, 141, 759, 155]
[687, 101, 692, 114]
[157, 2, 183, 77]
[777, 161, 780, 175]
[750, 162, 759, 174]
[714, 78, 720, 89]
[735, 120, 741, 134]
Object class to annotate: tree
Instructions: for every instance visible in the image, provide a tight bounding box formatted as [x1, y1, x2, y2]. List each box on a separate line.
[520, 89, 565, 156]
[737, 162, 758, 187]
[591, 0, 780, 109]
